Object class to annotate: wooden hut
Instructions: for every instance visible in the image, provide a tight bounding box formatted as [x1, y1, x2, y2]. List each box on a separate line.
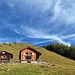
[19, 47, 41, 63]
[0, 51, 13, 63]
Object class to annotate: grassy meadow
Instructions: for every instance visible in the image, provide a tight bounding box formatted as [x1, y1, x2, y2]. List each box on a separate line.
[0, 43, 75, 75]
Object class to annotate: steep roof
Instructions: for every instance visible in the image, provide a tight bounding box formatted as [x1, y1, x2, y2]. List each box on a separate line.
[19, 47, 42, 59]
[20, 47, 41, 54]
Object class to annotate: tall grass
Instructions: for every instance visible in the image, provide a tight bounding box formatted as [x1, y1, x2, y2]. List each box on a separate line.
[0, 63, 75, 75]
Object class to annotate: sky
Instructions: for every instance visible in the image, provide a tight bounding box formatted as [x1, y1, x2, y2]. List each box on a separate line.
[0, 0, 75, 46]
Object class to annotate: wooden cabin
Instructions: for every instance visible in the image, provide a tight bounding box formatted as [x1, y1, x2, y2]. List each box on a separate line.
[0, 51, 13, 63]
[19, 47, 41, 63]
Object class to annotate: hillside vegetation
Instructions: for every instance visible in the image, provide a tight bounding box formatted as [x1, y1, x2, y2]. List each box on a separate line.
[44, 43, 75, 60]
[0, 43, 75, 75]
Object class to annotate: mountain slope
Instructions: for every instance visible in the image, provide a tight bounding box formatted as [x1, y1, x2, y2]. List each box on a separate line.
[0, 43, 75, 66]
[0, 43, 75, 75]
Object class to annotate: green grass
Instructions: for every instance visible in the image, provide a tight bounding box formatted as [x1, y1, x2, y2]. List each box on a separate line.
[0, 63, 75, 75]
[0, 43, 75, 75]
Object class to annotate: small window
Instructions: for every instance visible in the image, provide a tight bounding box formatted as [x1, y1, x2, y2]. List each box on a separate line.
[3, 55, 7, 59]
[26, 53, 28, 56]
[1, 55, 7, 59]
[2, 52, 5, 54]
[30, 53, 32, 56]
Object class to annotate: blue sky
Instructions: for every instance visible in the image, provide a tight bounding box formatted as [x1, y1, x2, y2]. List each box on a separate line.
[0, 0, 75, 46]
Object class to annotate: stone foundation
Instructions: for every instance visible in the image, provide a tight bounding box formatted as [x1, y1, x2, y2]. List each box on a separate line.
[21, 60, 38, 63]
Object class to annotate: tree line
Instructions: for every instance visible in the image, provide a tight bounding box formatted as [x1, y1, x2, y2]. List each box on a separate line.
[43, 43, 75, 60]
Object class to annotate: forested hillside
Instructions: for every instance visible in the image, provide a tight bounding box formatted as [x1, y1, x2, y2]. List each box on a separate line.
[43, 43, 75, 60]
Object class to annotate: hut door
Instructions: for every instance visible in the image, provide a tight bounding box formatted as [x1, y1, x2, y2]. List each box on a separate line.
[27, 60, 31, 63]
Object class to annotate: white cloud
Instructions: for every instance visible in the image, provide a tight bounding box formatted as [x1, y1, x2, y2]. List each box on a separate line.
[1, 0, 75, 46]
[33, 40, 53, 45]
[0, 37, 22, 43]
[4, 23, 71, 46]
[20, 27, 71, 46]
[60, 34, 75, 39]
[51, 0, 75, 25]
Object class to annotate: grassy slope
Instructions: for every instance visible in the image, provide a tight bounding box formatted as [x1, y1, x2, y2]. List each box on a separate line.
[0, 43, 75, 75]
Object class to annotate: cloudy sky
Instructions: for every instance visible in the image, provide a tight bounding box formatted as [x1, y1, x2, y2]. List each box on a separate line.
[0, 0, 75, 46]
